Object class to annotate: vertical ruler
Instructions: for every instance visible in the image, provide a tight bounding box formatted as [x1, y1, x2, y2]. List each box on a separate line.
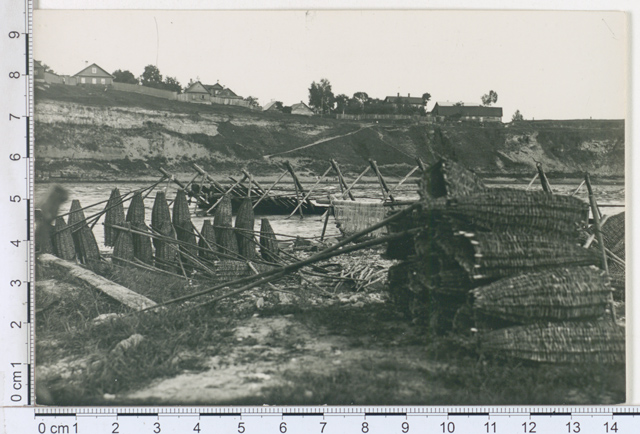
[0, 0, 33, 408]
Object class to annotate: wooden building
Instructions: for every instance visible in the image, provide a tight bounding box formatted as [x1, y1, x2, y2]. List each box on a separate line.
[73, 63, 114, 85]
[431, 102, 503, 122]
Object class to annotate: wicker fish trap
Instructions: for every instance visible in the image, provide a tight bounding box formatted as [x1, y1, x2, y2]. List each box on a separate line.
[601, 212, 625, 259]
[154, 221, 179, 271]
[481, 320, 625, 364]
[472, 266, 612, 323]
[437, 231, 600, 281]
[235, 198, 256, 259]
[113, 222, 135, 264]
[214, 195, 233, 232]
[332, 199, 390, 237]
[125, 192, 146, 226]
[67, 200, 100, 263]
[52, 217, 76, 261]
[199, 220, 218, 261]
[104, 188, 125, 247]
[259, 218, 280, 262]
[427, 189, 589, 238]
[212, 260, 275, 283]
[151, 191, 172, 248]
[172, 189, 198, 257]
[419, 158, 487, 200]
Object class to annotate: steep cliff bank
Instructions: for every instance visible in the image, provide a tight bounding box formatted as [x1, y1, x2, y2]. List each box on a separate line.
[34, 85, 624, 180]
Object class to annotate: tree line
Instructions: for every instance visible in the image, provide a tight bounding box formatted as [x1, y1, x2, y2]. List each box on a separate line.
[112, 65, 182, 93]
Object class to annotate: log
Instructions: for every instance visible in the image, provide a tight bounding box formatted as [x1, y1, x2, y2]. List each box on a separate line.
[37, 253, 157, 310]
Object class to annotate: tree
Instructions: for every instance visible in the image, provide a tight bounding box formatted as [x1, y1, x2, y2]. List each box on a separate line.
[481, 90, 498, 106]
[308, 78, 335, 114]
[140, 65, 163, 88]
[244, 96, 260, 109]
[422, 92, 432, 109]
[512, 110, 524, 122]
[162, 76, 182, 92]
[352, 92, 370, 112]
[41, 63, 56, 74]
[113, 69, 139, 85]
[335, 94, 349, 114]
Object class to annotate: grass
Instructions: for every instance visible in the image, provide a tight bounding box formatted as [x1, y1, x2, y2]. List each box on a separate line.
[36, 255, 625, 406]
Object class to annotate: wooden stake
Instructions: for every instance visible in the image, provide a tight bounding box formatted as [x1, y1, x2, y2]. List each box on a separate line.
[369, 159, 395, 202]
[536, 162, 553, 194]
[253, 170, 289, 209]
[341, 166, 370, 200]
[585, 173, 614, 323]
[330, 159, 355, 201]
[287, 165, 332, 218]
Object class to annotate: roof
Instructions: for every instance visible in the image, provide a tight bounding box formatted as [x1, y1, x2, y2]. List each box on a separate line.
[217, 88, 241, 99]
[384, 96, 425, 105]
[73, 63, 114, 78]
[431, 102, 503, 117]
[290, 101, 314, 113]
[262, 100, 279, 111]
[184, 81, 210, 94]
[34, 60, 43, 68]
[203, 83, 224, 92]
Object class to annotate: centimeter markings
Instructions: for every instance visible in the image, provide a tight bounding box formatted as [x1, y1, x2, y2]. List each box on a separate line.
[26, 0, 35, 407]
[2, 407, 639, 433]
[1, 0, 31, 410]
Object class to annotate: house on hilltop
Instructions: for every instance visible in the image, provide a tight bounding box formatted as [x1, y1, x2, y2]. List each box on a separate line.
[384, 93, 425, 108]
[73, 63, 114, 85]
[184, 80, 243, 103]
[290, 101, 314, 116]
[431, 102, 503, 122]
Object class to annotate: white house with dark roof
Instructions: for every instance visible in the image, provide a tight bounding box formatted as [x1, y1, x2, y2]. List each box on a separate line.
[73, 63, 114, 85]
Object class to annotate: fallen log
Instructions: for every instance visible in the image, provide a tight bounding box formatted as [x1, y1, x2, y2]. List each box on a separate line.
[37, 253, 157, 310]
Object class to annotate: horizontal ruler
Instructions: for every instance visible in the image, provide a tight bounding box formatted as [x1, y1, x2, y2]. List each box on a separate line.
[4, 407, 640, 434]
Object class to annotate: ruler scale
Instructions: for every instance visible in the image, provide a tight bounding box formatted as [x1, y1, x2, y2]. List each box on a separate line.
[1, 0, 638, 432]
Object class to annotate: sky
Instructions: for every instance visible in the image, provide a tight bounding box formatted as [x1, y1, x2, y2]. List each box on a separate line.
[33, 9, 627, 120]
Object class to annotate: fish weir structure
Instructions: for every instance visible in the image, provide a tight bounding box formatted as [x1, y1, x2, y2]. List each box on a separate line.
[67, 200, 100, 264]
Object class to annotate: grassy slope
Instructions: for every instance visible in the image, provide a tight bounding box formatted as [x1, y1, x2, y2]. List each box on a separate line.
[35, 85, 624, 177]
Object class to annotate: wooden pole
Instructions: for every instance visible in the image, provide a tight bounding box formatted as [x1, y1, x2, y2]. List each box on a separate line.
[382, 166, 419, 202]
[536, 162, 553, 195]
[253, 170, 289, 209]
[330, 159, 355, 201]
[287, 165, 333, 218]
[320, 208, 331, 242]
[369, 159, 395, 202]
[585, 173, 615, 323]
[206, 174, 248, 213]
[138, 203, 421, 312]
[415, 157, 427, 173]
[284, 161, 306, 218]
[525, 173, 539, 191]
[341, 166, 370, 200]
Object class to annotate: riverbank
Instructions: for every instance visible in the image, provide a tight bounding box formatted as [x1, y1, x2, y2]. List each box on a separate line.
[36, 249, 625, 405]
[35, 85, 625, 180]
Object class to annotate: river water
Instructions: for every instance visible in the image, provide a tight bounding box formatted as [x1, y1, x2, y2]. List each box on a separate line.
[35, 178, 625, 252]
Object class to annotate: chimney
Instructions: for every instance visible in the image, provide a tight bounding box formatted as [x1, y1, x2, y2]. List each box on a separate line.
[408, 93, 411, 97]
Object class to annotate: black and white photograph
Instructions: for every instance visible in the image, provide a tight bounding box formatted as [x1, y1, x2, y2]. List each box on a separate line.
[32, 9, 627, 405]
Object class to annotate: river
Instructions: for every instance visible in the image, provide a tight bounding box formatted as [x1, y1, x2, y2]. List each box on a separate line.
[35, 178, 625, 252]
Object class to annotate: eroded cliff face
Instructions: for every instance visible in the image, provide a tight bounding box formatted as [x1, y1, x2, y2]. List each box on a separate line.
[34, 98, 625, 179]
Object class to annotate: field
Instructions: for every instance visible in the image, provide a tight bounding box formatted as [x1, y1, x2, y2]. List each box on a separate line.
[36, 248, 625, 406]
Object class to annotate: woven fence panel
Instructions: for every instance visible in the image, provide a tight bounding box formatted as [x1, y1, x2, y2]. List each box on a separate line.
[332, 200, 389, 237]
